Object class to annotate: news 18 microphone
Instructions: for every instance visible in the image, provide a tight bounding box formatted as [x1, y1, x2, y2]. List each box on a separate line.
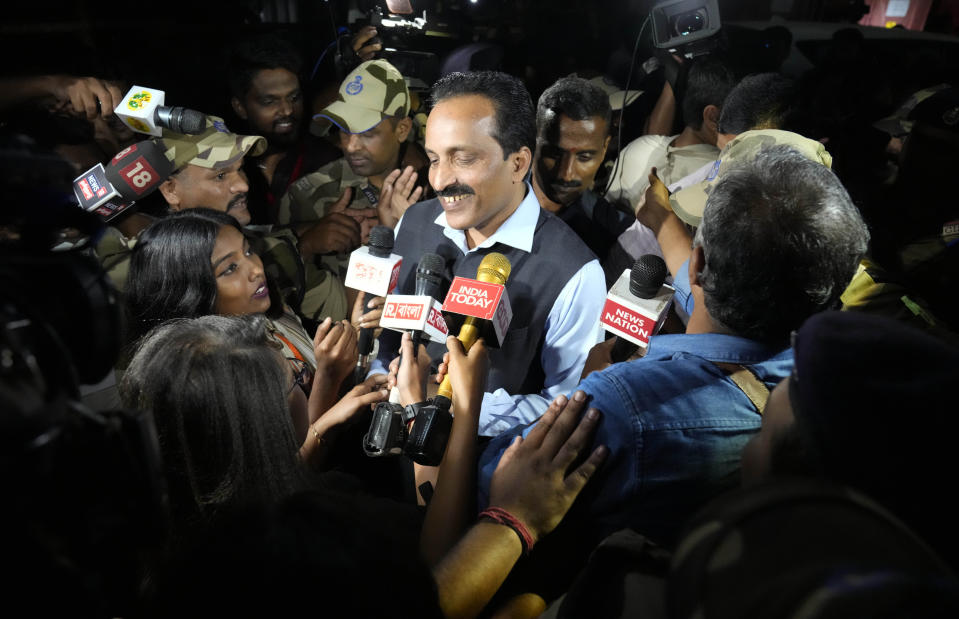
[72, 140, 173, 214]
[601, 254, 674, 363]
[434, 252, 512, 411]
[114, 85, 207, 136]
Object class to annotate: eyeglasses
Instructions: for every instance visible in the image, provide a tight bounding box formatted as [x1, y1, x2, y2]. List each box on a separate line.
[287, 357, 311, 395]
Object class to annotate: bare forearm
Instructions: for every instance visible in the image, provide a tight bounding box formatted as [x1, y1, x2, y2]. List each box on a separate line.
[420, 402, 480, 566]
[645, 81, 676, 136]
[655, 213, 693, 279]
[433, 522, 522, 619]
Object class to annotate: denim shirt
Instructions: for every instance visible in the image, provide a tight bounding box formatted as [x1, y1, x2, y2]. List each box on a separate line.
[477, 332, 794, 545]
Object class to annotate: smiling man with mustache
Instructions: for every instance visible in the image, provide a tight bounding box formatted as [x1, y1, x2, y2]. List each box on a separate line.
[369, 71, 607, 438]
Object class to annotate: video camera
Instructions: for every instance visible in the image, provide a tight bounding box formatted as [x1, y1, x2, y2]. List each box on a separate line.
[1, 135, 169, 615]
[341, 1, 442, 92]
[650, 0, 723, 58]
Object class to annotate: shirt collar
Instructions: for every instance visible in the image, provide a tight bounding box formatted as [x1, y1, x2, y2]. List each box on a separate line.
[433, 183, 540, 254]
[647, 332, 792, 365]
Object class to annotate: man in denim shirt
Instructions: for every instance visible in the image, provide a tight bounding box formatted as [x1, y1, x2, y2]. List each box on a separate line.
[478, 146, 870, 548]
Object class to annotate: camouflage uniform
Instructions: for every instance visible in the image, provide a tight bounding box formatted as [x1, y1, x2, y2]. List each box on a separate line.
[274, 59, 415, 320]
[669, 129, 833, 227]
[284, 57, 413, 227]
[97, 116, 349, 322]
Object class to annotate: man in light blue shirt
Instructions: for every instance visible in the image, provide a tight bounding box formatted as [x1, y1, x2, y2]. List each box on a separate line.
[370, 71, 605, 436]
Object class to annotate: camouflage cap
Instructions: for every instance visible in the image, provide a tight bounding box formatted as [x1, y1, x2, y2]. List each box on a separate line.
[873, 83, 950, 138]
[311, 59, 410, 136]
[669, 129, 833, 227]
[154, 115, 267, 172]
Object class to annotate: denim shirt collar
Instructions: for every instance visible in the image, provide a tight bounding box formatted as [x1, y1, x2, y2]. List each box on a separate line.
[647, 332, 792, 365]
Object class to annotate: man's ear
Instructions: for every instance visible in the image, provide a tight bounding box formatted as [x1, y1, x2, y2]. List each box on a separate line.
[159, 178, 181, 210]
[394, 116, 413, 142]
[511, 146, 533, 182]
[231, 96, 248, 121]
[601, 134, 612, 159]
[689, 244, 706, 288]
[702, 104, 720, 131]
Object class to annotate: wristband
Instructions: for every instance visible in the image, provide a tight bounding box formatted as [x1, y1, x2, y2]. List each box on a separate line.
[479, 507, 535, 555]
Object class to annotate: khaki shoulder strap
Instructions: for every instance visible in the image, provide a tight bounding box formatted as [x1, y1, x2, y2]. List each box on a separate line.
[712, 362, 770, 415]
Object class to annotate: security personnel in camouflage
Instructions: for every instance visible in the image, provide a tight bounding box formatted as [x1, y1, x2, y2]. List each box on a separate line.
[277, 59, 430, 230]
[94, 115, 349, 323]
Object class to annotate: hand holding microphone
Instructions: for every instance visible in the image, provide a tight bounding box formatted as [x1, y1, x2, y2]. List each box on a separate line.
[113, 85, 207, 136]
[72, 139, 173, 218]
[435, 252, 512, 410]
[601, 254, 674, 364]
[345, 225, 402, 385]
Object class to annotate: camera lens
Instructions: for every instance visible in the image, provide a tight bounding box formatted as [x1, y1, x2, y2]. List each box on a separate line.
[671, 10, 705, 37]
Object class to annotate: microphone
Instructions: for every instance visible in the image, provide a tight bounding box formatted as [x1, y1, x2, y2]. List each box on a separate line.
[72, 140, 173, 215]
[434, 252, 513, 410]
[601, 254, 674, 363]
[379, 253, 449, 403]
[114, 85, 208, 137]
[104, 141, 174, 200]
[352, 225, 398, 385]
[411, 253, 446, 353]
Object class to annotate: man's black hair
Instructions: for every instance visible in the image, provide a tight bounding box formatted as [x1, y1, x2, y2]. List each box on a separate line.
[681, 57, 737, 131]
[717, 73, 798, 135]
[228, 34, 303, 99]
[430, 71, 535, 159]
[535, 76, 612, 133]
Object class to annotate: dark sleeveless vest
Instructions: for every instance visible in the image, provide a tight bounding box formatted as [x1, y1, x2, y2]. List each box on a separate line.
[385, 197, 597, 396]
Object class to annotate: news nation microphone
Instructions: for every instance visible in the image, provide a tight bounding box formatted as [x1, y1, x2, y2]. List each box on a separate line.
[434, 252, 513, 410]
[114, 85, 207, 137]
[350, 226, 400, 384]
[72, 140, 173, 217]
[601, 254, 675, 363]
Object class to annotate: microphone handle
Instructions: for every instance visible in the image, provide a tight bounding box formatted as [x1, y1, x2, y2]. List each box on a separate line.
[435, 317, 482, 403]
[610, 336, 638, 364]
[356, 292, 376, 356]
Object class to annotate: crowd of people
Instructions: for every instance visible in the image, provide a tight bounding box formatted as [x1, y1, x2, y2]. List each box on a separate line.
[3, 18, 959, 619]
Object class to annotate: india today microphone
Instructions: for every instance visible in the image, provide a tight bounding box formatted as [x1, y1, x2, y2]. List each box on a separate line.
[434, 252, 513, 410]
[114, 85, 207, 137]
[349, 225, 401, 384]
[72, 140, 173, 214]
[602, 254, 675, 363]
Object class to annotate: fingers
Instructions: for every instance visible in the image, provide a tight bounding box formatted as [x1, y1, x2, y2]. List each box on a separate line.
[349, 386, 390, 409]
[408, 185, 424, 205]
[329, 187, 354, 213]
[496, 434, 524, 471]
[538, 391, 590, 458]
[312, 316, 333, 348]
[70, 83, 99, 121]
[364, 373, 389, 388]
[445, 335, 466, 363]
[345, 207, 379, 223]
[520, 393, 568, 451]
[400, 331, 415, 361]
[564, 443, 609, 496]
[552, 406, 601, 472]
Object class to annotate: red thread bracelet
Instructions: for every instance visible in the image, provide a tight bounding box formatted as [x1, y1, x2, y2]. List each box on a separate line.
[479, 507, 535, 555]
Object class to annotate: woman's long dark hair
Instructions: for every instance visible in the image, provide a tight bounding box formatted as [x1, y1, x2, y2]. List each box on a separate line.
[124, 208, 282, 345]
[119, 314, 307, 540]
